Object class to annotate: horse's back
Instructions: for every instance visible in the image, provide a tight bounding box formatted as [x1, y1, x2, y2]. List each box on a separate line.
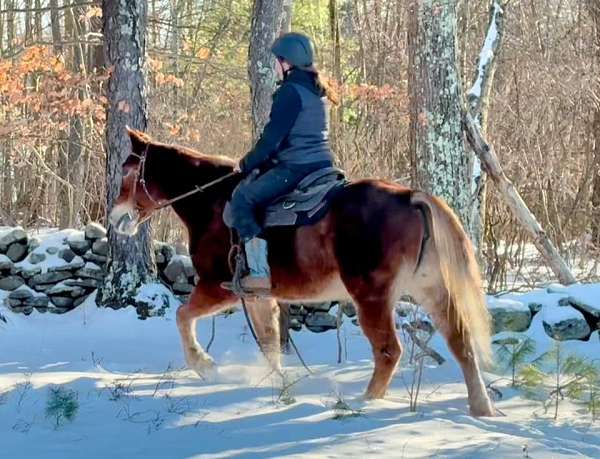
[328, 179, 425, 280]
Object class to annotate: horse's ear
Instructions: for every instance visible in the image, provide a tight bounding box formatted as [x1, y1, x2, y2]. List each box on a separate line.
[126, 126, 152, 155]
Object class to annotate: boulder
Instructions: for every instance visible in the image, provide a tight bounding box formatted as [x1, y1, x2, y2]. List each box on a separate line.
[0, 254, 13, 271]
[0, 276, 25, 291]
[306, 302, 333, 313]
[84, 222, 106, 240]
[64, 278, 99, 289]
[341, 301, 357, 318]
[19, 266, 42, 279]
[92, 238, 108, 257]
[28, 252, 47, 264]
[528, 303, 543, 315]
[542, 306, 591, 341]
[67, 233, 91, 255]
[6, 242, 28, 262]
[7, 287, 34, 302]
[47, 282, 86, 299]
[82, 251, 107, 265]
[289, 318, 303, 331]
[0, 227, 27, 252]
[163, 257, 187, 283]
[75, 264, 104, 281]
[50, 296, 75, 309]
[172, 282, 194, 294]
[559, 296, 600, 320]
[58, 248, 76, 263]
[487, 297, 532, 333]
[28, 237, 41, 252]
[29, 271, 73, 290]
[48, 260, 85, 272]
[304, 311, 338, 333]
[45, 246, 59, 255]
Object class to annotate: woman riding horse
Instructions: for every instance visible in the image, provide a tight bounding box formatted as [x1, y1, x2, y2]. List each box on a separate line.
[228, 32, 339, 294]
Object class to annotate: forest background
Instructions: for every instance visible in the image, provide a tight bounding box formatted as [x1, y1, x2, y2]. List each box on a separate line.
[0, 0, 599, 293]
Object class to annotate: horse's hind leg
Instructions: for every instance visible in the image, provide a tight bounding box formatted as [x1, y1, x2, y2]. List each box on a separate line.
[355, 295, 402, 399]
[243, 298, 281, 373]
[418, 292, 495, 416]
[176, 284, 234, 375]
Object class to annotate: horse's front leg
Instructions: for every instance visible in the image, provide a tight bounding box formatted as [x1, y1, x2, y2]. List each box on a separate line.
[176, 283, 235, 376]
[244, 298, 281, 373]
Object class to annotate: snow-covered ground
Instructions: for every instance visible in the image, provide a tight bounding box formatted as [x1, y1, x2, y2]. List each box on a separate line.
[1, 284, 600, 459]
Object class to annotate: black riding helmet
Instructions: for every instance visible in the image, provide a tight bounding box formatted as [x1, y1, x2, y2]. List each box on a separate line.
[271, 32, 315, 69]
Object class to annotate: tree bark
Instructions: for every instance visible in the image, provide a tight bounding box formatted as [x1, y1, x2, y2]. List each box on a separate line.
[466, 0, 508, 256]
[50, 0, 63, 55]
[281, 0, 293, 33]
[98, 0, 156, 308]
[248, 0, 285, 138]
[589, 1, 600, 245]
[408, 0, 474, 238]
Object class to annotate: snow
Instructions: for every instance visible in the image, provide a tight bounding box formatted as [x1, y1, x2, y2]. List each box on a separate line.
[468, 1, 502, 100]
[541, 305, 586, 324]
[14, 228, 84, 274]
[135, 282, 182, 310]
[486, 297, 529, 312]
[1, 281, 600, 458]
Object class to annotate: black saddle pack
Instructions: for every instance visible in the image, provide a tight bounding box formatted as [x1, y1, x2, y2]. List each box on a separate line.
[223, 167, 346, 229]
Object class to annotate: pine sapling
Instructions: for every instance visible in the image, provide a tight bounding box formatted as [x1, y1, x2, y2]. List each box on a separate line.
[493, 335, 536, 387]
[45, 386, 79, 428]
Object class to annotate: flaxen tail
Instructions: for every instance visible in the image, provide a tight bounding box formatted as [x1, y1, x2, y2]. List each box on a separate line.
[411, 191, 492, 366]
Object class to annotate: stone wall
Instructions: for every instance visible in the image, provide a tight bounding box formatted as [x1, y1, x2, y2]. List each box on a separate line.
[1, 225, 598, 343]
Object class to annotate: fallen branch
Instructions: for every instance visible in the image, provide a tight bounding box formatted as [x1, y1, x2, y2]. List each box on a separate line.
[462, 111, 577, 285]
[401, 323, 446, 366]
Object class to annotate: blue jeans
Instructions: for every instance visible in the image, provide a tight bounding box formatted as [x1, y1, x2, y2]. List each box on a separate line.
[229, 161, 330, 239]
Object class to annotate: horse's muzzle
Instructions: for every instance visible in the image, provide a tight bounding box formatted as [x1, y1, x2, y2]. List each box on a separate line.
[109, 203, 139, 236]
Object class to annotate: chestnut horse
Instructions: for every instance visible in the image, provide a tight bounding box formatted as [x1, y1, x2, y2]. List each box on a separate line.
[110, 129, 495, 417]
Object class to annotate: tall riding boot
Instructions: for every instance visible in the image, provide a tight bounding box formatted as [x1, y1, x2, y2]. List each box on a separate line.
[240, 237, 272, 292]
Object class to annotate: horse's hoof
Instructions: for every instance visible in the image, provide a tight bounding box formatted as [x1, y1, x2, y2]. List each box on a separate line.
[188, 356, 216, 379]
[363, 391, 385, 401]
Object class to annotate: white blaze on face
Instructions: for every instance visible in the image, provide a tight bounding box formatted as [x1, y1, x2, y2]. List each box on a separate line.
[109, 200, 139, 236]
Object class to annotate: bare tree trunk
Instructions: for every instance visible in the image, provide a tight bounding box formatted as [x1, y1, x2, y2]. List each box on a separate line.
[248, 0, 285, 137]
[34, 0, 42, 40]
[281, 0, 293, 32]
[329, 0, 342, 145]
[467, 1, 508, 256]
[589, 1, 600, 245]
[89, 0, 105, 73]
[25, 0, 33, 45]
[98, 0, 156, 309]
[50, 0, 63, 55]
[408, 0, 474, 237]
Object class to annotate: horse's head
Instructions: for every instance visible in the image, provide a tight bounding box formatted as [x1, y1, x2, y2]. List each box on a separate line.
[109, 128, 166, 236]
[109, 128, 238, 236]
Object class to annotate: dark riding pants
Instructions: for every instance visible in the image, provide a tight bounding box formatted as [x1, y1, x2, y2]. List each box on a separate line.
[229, 161, 331, 240]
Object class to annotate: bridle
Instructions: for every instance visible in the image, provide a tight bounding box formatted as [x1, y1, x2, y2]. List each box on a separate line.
[128, 144, 238, 212]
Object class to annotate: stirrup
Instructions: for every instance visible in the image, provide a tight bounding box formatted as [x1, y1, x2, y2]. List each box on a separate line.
[221, 246, 272, 298]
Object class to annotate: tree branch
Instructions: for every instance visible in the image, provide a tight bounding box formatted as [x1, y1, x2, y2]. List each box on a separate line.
[462, 111, 577, 285]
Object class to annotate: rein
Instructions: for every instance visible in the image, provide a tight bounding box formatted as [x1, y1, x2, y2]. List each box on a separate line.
[130, 145, 237, 211]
